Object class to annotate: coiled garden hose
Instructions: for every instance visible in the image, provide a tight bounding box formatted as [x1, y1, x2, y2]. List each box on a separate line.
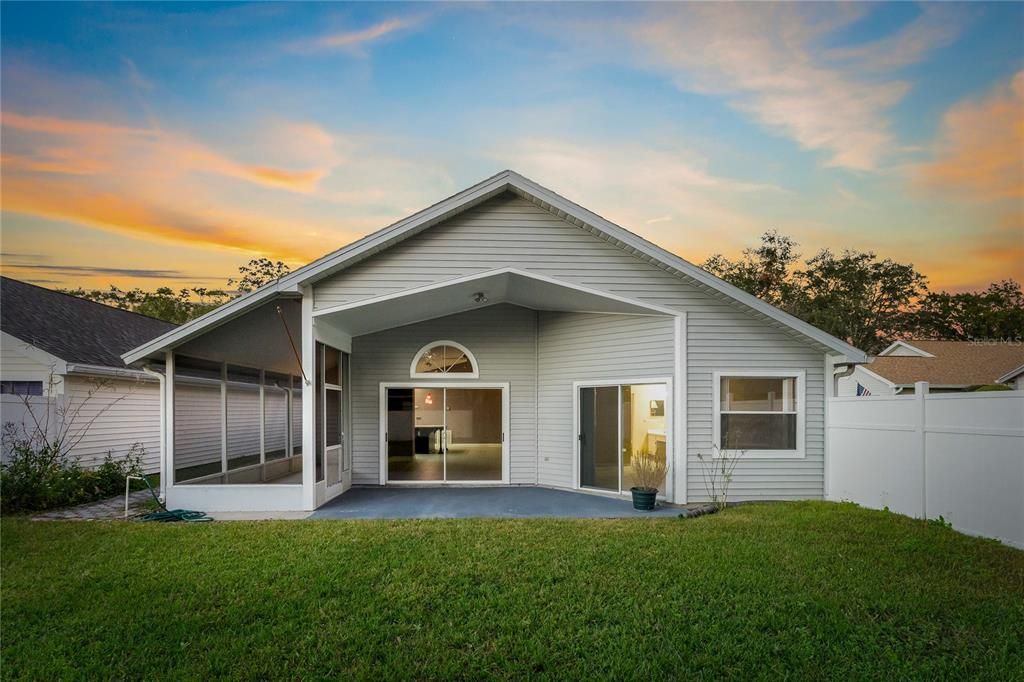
[136, 476, 212, 523]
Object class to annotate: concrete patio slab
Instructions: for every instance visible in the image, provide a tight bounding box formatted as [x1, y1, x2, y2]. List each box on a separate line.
[309, 486, 685, 519]
[207, 510, 312, 521]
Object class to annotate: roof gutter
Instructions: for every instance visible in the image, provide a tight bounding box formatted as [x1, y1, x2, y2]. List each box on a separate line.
[831, 362, 858, 395]
[66, 363, 156, 381]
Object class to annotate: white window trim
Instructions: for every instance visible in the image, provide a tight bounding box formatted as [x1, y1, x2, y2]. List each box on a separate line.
[409, 340, 479, 379]
[712, 370, 806, 459]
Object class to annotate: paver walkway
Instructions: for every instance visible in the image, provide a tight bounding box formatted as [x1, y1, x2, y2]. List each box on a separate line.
[31, 489, 153, 521]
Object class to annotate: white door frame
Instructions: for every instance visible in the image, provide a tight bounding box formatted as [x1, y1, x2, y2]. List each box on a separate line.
[379, 381, 510, 485]
[572, 377, 674, 502]
[315, 348, 352, 508]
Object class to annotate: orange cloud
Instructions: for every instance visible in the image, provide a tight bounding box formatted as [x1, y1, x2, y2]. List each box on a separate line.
[0, 111, 146, 137]
[1, 174, 316, 261]
[292, 18, 415, 53]
[917, 71, 1024, 201]
[1, 111, 327, 192]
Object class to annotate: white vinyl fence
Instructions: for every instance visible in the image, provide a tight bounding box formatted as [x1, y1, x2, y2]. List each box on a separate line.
[827, 383, 1024, 549]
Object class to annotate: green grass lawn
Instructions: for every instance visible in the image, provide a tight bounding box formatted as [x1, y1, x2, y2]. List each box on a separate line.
[2, 502, 1022, 680]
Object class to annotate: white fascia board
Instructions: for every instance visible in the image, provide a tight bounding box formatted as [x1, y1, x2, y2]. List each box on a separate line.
[997, 364, 1024, 384]
[121, 172, 513, 365]
[878, 340, 933, 357]
[123, 169, 868, 364]
[312, 267, 679, 318]
[504, 172, 868, 362]
[855, 364, 898, 389]
[121, 288, 300, 365]
[284, 171, 512, 289]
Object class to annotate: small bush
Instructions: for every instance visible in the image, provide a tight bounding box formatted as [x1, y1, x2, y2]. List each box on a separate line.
[1, 428, 144, 513]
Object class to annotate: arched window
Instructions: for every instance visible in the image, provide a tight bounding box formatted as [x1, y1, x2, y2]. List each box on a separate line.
[410, 341, 479, 378]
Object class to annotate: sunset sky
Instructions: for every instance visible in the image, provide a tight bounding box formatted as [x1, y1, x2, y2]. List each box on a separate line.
[1, 2, 1021, 294]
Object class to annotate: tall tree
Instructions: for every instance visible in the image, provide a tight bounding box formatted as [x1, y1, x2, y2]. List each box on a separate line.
[702, 230, 805, 309]
[702, 231, 928, 354]
[911, 280, 1024, 341]
[796, 250, 927, 354]
[228, 258, 291, 293]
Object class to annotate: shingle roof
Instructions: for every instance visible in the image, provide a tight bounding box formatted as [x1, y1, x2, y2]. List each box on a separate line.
[867, 339, 1024, 387]
[1, 277, 176, 368]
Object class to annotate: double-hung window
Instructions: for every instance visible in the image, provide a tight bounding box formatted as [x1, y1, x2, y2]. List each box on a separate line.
[713, 371, 804, 458]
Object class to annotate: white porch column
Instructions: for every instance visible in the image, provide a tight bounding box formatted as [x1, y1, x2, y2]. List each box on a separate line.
[673, 312, 687, 504]
[301, 285, 316, 510]
[164, 351, 175, 500]
[258, 369, 266, 465]
[220, 363, 228, 475]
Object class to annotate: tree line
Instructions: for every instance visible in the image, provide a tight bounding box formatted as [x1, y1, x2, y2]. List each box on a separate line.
[703, 231, 1022, 354]
[60, 258, 291, 325]
[61, 240, 1022, 356]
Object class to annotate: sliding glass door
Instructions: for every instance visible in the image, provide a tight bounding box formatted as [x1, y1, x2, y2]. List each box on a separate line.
[385, 386, 504, 483]
[578, 382, 669, 494]
[579, 386, 619, 490]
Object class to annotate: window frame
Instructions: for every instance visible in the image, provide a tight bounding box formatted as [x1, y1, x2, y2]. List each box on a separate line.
[712, 370, 805, 459]
[409, 340, 479, 379]
[0, 380, 44, 396]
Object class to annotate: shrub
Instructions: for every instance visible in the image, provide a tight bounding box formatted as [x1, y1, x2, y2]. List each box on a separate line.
[696, 444, 744, 511]
[0, 372, 149, 513]
[630, 450, 667, 492]
[1, 425, 144, 513]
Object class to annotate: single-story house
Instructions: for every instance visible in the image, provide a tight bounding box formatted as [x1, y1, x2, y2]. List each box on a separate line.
[123, 170, 868, 512]
[998, 364, 1024, 390]
[837, 339, 1024, 396]
[1, 276, 176, 472]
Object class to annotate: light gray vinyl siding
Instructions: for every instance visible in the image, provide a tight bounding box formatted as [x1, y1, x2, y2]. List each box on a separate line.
[317, 192, 831, 500]
[350, 304, 537, 485]
[64, 376, 161, 473]
[536, 312, 675, 489]
[687, 308, 826, 501]
[226, 384, 261, 463]
[0, 337, 55, 385]
[174, 382, 222, 473]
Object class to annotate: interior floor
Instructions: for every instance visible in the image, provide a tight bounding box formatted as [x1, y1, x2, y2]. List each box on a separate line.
[388, 444, 502, 481]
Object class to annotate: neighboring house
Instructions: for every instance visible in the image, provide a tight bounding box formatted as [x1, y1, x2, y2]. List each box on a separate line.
[998, 364, 1024, 391]
[837, 339, 1024, 396]
[123, 170, 868, 512]
[1, 277, 176, 472]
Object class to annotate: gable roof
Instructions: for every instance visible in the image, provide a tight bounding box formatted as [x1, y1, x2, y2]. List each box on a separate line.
[1, 276, 176, 368]
[877, 340, 934, 357]
[123, 170, 868, 364]
[865, 340, 1024, 387]
[998, 364, 1024, 384]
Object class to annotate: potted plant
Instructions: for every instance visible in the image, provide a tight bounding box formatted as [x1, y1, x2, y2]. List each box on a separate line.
[629, 450, 667, 511]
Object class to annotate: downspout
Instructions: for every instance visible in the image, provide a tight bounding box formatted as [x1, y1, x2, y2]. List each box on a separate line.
[142, 364, 167, 503]
[832, 362, 859, 396]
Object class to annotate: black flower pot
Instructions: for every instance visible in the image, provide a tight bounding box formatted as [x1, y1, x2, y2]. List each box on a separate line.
[630, 487, 657, 511]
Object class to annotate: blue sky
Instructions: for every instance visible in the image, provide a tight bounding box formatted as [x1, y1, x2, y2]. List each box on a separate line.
[1, 2, 1021, 291]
